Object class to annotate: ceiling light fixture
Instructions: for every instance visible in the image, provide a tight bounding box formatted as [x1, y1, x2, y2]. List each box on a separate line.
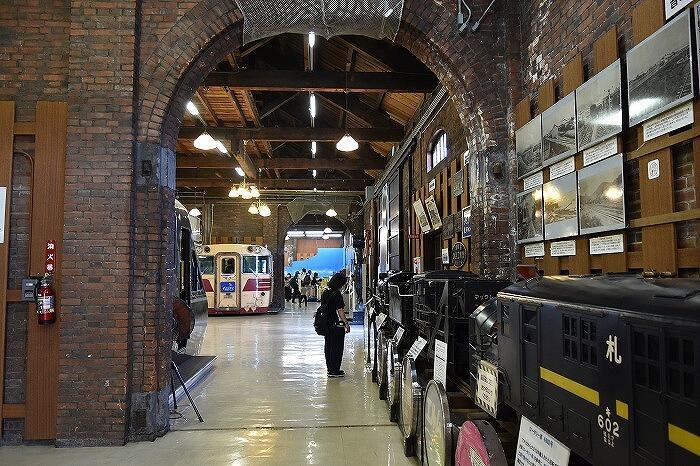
[309, 93, 317, 118]
[193, 131, 217, 150]
[228, 179, 260, 199]
[216, 140, 228, 154]
[308, 31, 316, 48]
[189, 208, 202, 217]
[248, 203, 259, 215]
[258, 203, 271, 217]
[186, 101, 199, 116]
[323, 227, 332, 234]
[312, 169, 317, 178]
[311, 141, 317, 155]
[326, 208, 337, 217]
[336, 133, 359, 152]
[235, 167, 245, 177]
[322, 234, 330, 240]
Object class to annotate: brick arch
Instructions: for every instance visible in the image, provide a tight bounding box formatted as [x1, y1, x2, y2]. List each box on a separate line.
[137, 0, 509, 157]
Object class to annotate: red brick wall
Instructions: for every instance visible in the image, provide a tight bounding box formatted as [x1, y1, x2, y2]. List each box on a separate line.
[517, 0, 697, 276]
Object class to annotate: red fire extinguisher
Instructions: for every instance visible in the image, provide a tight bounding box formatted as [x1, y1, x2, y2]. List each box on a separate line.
[36, 274, 56, 325]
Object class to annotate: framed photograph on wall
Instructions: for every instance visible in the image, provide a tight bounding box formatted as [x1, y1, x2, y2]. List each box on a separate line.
[576, 59, 623, 151]
[542, 92, 577, 166]
[424, 195, 442, 230]
[517, 187, 544, 244]
[543, 172, 579, 240]
[578, 154, 626, 235]
[627, 10, 693, 127]
[516, 115, 543, 178]
[453, 169, 464, 197]
[412, 199, 432, 233]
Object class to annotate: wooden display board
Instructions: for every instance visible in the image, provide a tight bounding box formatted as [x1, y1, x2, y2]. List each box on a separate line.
[516, 0, 699, 277]
[0, 101, 67, 439]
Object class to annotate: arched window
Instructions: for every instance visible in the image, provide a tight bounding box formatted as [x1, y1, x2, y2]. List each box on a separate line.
[427, 130, 448, 171]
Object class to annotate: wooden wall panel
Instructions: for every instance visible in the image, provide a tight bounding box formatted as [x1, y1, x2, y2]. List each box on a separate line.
[632, 0, 665, 44]
[515, 98, 531, 130]
[561, 55, 583, 96]
[592, 27, 619, 73]
[25, 102, 67, 440]
[0, 101, 15, 426]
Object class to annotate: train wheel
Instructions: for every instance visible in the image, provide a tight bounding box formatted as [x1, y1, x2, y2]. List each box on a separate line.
[400, 356, 422, 458]
[454, 420, 507, 466]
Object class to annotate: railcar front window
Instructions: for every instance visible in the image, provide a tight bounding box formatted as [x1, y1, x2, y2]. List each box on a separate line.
[243, 256, 269, 274]
[198, 256, 214, 275]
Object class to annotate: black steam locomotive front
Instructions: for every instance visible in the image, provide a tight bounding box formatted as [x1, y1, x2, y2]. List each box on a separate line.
[494, 275, 700, 465]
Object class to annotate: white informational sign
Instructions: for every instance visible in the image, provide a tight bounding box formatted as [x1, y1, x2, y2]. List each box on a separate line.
[515, 416, 571, 466]
[475, 360, 498, 417]
[394, 326, 405, 345]
[429, 178, 436, 192]
[0, 187, 6, 244]
[406, 336, 428, 360]
[666, 0, 692, 19]
[647, 159, 660, 180]
[413, 256, 423, 273]
[549, 157, 575, 180]
[583, 138, 617, 166]
[463, 150, 470, 166]
[441, 247, 450, 264]
[524, 242, 545, 258]
[433, 339, 448, 388]
[523, 171, 544, 191]
[550, 240, 576, 257]
[590, 234, 625, 255]
[643, 101, 694, 142]
[425, 195, 442, 229]
[375, 313, 387, 329]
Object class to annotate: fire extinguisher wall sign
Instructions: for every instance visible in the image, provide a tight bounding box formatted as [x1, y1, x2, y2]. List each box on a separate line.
[36, 240, 58, 325]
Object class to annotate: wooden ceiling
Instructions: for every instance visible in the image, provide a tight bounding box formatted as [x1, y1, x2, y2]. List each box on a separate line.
[176, 33, 437, 194]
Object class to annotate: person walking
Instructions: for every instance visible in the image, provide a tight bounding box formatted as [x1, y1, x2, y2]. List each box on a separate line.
[284, 273, 292, 302]
[300, 270, 312, 307]
[322, 270, 349, 377]
[290, 272, 301, 304]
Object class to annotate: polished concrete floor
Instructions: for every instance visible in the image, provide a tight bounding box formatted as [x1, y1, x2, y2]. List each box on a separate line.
[0, 303, 417, 465]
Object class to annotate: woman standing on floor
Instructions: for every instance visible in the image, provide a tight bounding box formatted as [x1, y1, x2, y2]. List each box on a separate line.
[322, 270, 350, 377]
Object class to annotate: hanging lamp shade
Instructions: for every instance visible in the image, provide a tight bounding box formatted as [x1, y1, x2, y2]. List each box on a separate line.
[326, 208, 337, 217]
[248, 203, 259, 215]
[336, 133, 358, 152]
[323, 227, 332, 234]
[228, 187, 238, 198]
[188, 208, 202, 217]
[250, 185, 260, 198]
[193, 131, 217, 150]
[259, 204, 272, 217]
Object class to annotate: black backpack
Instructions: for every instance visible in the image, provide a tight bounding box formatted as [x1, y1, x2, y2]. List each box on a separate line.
[313, 302, 333, 336]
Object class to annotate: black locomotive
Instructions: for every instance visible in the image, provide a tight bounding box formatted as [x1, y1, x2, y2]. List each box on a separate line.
[492, 274, 700, 465]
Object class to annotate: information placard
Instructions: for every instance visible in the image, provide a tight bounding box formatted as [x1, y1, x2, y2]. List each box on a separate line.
[643, 101, 694, 142]
[433, 339, 448, 388]
[515, 416, 571, 466]
[549, 157, 575, 180]
[429, 178, 436, 192]
[413, 199, 432, 233]
[590, 234, 624, 255]
[0, 187, 6, 244]
[394, 327, 405, 345]
[523, 171, 544, 191]
[441, 247, 450, 264]
[583, 138, 617, 166]
[406, 336, 427, 360]
[666, 0, 692, 19]
[375, 313, 387, 329]
[475, 360, 498, 417]
[550, 240, 576, 257]
[524, 242, 545, 258]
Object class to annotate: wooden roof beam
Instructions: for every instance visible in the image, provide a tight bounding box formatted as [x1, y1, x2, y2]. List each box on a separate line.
[178, 126, 403, 142]
[203, 70, 437, 93]
[177, 178, 372, 190]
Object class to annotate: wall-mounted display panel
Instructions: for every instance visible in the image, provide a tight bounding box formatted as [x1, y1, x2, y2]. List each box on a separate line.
[576, 60, 623, 151]
[578, 154, 626, 235]
[542, 92, 577, 166]
[543, 172, 579, 240]
[516, 115, 543, 178]
[517, 187, 544, 244]
[627, 10, 693, 127]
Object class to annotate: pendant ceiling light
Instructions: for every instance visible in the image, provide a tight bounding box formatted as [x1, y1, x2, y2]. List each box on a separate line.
[326, 208, 337, 217]
[322, 234, 330, 240]
[323, 227, 332, 234]
[248, 203, 259, 215]
[228, 179, 260, 199]
[336, 79, 358, 152]
[258, 203, 272, 217]
[336, 133, 358, 152]
[188, 208, 202, 217]
[193, 131, 217, 150]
